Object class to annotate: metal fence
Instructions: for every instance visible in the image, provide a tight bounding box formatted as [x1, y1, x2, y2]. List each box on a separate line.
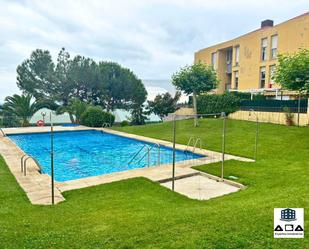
[240, 99, 308, 113]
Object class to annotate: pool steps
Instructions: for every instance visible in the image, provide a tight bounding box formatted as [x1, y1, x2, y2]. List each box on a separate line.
[185, 137, 202, 153]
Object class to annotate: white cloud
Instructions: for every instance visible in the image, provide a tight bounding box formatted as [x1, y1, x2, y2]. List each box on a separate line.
[0, 0, 308, 102]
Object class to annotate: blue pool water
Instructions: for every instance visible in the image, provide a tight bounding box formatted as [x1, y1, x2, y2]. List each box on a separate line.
[9, 130, 203, 182]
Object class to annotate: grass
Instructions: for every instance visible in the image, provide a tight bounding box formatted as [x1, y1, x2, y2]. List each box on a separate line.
[0, 119, 308, 248]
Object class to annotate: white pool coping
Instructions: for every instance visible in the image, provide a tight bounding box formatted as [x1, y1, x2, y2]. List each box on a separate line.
[0, 126, 253, 205]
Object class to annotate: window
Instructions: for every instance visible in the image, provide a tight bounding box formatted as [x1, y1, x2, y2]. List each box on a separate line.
[211, 52, 217, 70]
[271, 35, 278, 59]
[226, 49, 232, 64]
[261, 38, 268, 61]
[269, 65, 276, 87]
[235, 46, 240, 66]
[260, 67, 266, 88]
[234, 71, 239, 89]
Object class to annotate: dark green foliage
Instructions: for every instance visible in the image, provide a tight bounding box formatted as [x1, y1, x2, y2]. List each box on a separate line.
[196, 93, 241, 115]
[0, 105, 19, 127]
[129, 105, 148, 125]
[120, 120, 129, 127]
[57, 98, 89, 124]
[16, 48, 147, 115]
[274, 49, 309, 92]
[80, 106, 115, 127]
[98, 62, 147, 111]
[172, 63, 218, 95]
[102, 111, 116, 126]
[2, 94, 46, 126]
[16, 49, 56, 100]
[147, 91, 181, 120]
[172, 62, 218, 126]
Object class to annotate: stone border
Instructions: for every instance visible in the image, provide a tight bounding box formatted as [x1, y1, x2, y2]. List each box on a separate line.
[0, 126, 253, 205]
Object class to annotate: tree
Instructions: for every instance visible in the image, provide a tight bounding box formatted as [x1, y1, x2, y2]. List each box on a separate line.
[3, 94, 43, 126]
[57, 98, 89, 124]
[147, 91, 181, 121]
[17, 49, 56, 100]
[130, 104, 148, 125]
[68, 55, 99, 103]
[172, 63, 218, 126]
[273, 49, 309, 93]
[97, 62, 147, 111]
[16, 48, 148, 121]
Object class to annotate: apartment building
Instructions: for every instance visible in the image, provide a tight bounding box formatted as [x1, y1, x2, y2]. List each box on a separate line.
[194, 12, 309, 99]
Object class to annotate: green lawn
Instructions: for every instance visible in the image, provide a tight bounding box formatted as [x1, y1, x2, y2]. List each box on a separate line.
[0, 119, 308, 248]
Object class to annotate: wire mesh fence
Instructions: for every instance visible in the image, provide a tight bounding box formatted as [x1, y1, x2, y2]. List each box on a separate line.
[229, 106, 309, 126]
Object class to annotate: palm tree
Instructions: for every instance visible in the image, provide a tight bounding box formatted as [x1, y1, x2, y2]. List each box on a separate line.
[3, 94, 42, 127]
[57, 98, 89, 124]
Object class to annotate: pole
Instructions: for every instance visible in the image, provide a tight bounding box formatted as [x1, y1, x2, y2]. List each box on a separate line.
[147, 147, 150, 167]
[254, 115, 259, 161]
[172, 116, 176, 191]
[297, 92, 301, 126]
[50, 112, 55, 205]
[221, 112, 226, 181]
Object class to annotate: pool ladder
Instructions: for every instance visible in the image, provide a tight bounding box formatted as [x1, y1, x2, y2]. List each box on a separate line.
[102, 123, 111, 128]
[128, 143, 161, 167]
[185, 137, 202, 153]
[20, 154, 43, 176]
[0, 128, 5, 137]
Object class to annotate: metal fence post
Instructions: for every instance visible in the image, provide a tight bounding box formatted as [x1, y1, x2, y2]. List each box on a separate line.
[254, 116, 259, 161]
[50, 112, 55, 205]
[221, 112, 226, 181]
[172, 115, 176, 191]
[297, 92, 301, 126]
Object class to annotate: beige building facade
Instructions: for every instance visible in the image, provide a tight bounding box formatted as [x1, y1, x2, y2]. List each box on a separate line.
[194, 12, 309, 98]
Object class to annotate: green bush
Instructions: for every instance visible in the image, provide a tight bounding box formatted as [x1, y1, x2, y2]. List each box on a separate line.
[102, 111, 115, 126]
[197, 93, 241, 115]
[80, 106, 115, 127]
[120, 120, 129, 127]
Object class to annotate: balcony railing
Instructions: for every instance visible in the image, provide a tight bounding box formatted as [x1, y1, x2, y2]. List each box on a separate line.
[226, 62, 232, 74]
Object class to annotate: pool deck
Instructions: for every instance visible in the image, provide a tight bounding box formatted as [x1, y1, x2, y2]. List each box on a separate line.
[0, 126, 253, 205]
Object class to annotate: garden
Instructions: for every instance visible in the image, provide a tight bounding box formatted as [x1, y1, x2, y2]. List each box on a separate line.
[0, 119, 308, 248]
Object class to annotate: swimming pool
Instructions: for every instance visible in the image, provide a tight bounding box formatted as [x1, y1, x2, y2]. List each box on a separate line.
[9, 130, 203, 182]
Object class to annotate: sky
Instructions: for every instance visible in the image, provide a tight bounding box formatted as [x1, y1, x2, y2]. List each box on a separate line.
[0, 0, 308, 102]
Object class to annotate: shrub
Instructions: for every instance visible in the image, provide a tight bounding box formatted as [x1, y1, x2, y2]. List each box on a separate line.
[80, 106, 115, 127]
[283, 107, 294, 126]
[197, 93, 241, 115]
[120, 120, 129, 127]
[102, 111, 115, 126]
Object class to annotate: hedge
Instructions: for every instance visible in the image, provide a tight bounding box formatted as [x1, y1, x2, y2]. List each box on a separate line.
[80, 106, 115, 127]
[197, 93, 241, 115]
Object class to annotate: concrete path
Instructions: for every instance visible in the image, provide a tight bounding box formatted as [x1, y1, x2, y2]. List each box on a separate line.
[161, 174, 241, 200]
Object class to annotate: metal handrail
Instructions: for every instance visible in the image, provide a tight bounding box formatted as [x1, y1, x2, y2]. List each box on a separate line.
[136, 143, 161, 166]
[20, 154, 27, 172]
[193, 138, 202, 153]
[128, 144, 148, 164]
[185, 137, 194, 151]
[185, 137, 202, 153]
[102, 123, 111, 128]
[23, 156, 43, 176]
[137, 145, 152, 165]
[0, 128, 5, 137]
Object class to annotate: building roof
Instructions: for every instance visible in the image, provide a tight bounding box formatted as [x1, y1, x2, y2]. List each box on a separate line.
[196, 11, 309, 53]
